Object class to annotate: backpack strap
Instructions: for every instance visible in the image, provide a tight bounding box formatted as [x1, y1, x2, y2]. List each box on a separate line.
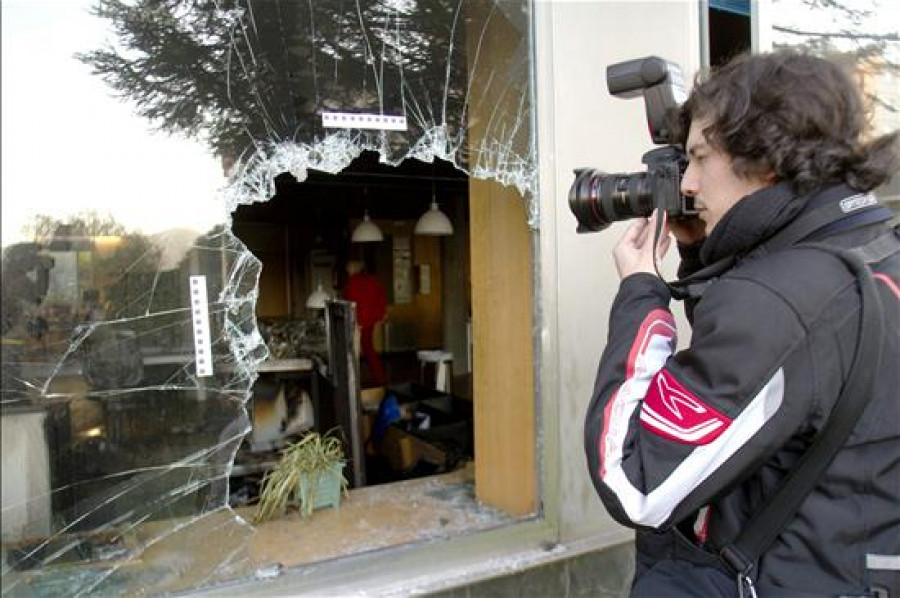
[718, 230, 900, 596]
[849, 223, 900, 263]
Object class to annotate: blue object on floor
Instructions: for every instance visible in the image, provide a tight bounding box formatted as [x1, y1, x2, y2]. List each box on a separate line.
[372, 393, 401, 442]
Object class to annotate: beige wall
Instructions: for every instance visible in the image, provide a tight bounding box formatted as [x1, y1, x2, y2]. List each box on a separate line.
[534, 1, 702, 543]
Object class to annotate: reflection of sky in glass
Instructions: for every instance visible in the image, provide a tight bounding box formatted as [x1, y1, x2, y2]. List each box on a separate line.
[1, 0, 226, 247]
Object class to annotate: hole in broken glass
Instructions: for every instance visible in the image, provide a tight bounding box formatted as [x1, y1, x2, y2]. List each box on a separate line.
[224, 149, 515, 566]
[230, 151, 474, 489]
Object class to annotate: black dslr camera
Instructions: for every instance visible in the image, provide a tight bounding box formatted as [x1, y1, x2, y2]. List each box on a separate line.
[569, 56, 696, 233]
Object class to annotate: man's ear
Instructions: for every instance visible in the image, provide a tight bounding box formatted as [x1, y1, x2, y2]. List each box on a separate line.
[749, 169, 777, 187]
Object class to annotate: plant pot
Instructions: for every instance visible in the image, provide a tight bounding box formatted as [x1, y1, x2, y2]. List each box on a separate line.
[254, 431, 348, 524]
[297, 461, 345, 518]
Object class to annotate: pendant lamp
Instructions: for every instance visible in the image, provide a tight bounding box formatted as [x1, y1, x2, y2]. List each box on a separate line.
[351, 211, 384, 243]
[305, 282, 331, 309]
[414, 200, 454, 236]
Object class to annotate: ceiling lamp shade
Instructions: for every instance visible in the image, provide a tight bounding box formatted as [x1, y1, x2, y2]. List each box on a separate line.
[351, 211, 384, 243]
[305, 283, 331, 309]
[414, 201, 454, 236]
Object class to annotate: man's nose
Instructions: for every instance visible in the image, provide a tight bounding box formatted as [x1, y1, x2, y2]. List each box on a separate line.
[681, 163, 698, 197]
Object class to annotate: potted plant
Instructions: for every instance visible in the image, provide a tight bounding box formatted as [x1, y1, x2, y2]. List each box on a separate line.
[253, 429, 348, 522]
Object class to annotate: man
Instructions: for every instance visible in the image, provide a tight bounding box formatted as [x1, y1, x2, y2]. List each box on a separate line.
[343, 259, 388, 386]
[1, 243, 54, 403]
[584, 50, 899, 596]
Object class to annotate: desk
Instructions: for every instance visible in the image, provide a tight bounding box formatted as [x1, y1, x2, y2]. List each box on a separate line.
[230, 453, 279, 477]
[141, 355, 314, 373]
[142, 355, 323, 451]
[256, 358, 313, 373]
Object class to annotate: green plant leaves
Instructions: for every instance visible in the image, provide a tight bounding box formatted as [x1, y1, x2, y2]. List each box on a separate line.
[253, 428, 349, 523]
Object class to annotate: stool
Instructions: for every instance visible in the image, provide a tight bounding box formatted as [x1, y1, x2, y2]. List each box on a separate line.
[417, 350, 453, 393]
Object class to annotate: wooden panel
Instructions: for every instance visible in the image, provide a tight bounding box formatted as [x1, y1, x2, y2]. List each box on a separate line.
[232, 223, 290, 318]
[255, 250, 289, 318]
[382, 220, 443, 350]
[412, 234, 442, 348]
[470, 179, 535, 515]
[465, 2, 536, 516]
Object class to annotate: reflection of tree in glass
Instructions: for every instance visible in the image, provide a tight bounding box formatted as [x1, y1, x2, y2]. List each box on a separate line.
[1, 242, 55, 402]
[25, 211, 126, 247]
[773, 0, 898, 114]
[77, 0, 470, 159]
[23, 211, 173, 319]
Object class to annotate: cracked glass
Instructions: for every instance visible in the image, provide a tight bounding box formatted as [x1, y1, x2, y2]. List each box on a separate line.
[1, 0, 535, 595]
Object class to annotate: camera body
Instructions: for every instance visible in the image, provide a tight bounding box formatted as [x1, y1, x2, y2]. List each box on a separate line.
[569, 56, 696, 233]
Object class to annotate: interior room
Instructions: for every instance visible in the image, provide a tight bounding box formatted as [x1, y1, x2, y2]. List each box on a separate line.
[228, 151, 476, 501]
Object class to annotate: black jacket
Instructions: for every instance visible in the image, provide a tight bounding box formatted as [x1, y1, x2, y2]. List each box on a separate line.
[584, 183, 900, 595]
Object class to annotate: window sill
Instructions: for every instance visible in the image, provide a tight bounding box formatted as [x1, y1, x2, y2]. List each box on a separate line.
[97, 463, 529, 595]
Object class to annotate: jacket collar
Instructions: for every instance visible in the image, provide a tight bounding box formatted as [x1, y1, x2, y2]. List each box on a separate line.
[700, 182, 804, 265]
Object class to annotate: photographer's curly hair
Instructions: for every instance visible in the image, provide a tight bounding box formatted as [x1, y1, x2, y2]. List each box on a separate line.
[678, 50, 898, 195]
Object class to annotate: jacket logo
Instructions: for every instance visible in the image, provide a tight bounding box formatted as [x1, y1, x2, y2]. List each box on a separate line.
[839, 193, 876, 213]
[640, 369, 732, 445]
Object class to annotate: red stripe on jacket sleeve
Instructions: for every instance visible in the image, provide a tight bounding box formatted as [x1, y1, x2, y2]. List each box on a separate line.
[598, 309, 676, 478]
[874, 273, 900, 300]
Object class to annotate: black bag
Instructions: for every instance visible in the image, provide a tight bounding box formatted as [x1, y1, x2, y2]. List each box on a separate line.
[631, 527, 733, 597]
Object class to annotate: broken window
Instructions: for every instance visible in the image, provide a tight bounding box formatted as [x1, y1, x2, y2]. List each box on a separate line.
[1, 0, 538, 594]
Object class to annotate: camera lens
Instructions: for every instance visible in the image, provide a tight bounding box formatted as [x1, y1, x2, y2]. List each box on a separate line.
[568, 169, 654, 232]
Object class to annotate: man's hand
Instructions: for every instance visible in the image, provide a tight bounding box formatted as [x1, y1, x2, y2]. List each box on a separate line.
[669, 216, 707, 246]
[613, 210, 672, 279]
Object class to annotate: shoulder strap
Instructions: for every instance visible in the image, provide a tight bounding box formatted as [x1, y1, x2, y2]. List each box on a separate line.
[755, 192, 887, 255]
[718, 230, 900, 594]
[851, 224, 900, 263]
[666, 193, 892, 301]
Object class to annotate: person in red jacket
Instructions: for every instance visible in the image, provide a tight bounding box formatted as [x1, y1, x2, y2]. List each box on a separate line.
[343, 260, 388, 385]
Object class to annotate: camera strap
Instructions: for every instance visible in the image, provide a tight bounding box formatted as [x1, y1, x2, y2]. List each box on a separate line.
[648, 194, 730, 298]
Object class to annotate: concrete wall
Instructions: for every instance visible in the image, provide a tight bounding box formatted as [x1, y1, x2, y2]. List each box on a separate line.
[428, 541, 635, 598]
[534, 0, 702, 544]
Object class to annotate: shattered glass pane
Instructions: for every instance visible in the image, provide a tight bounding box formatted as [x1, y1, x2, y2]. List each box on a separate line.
[217, 0, 538, 223]
[1, 0, 534, 594]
